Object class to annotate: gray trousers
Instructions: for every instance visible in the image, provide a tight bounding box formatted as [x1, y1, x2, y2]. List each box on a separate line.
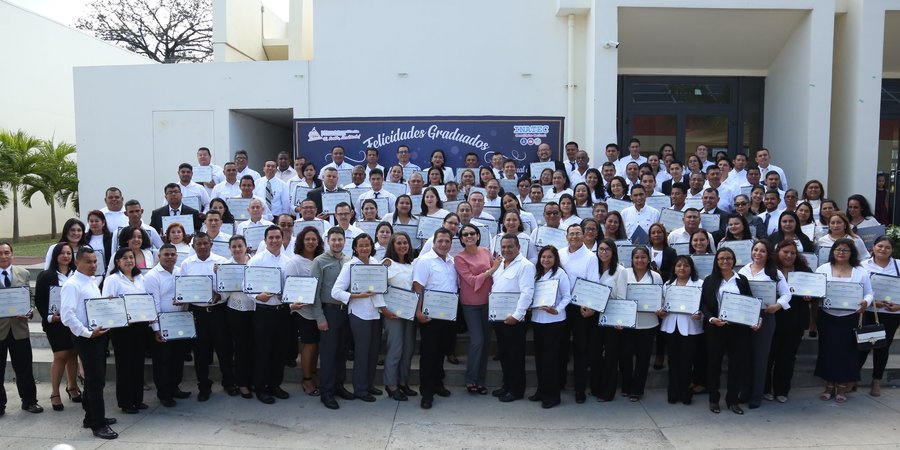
[748, 312, 776, 404]
[383, 317, 416, 386]
[462, 304, 491, 386]
[349, 315, 381, 395]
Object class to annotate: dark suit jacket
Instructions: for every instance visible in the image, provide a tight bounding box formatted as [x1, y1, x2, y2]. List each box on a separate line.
[661, 175, 690, 196]
[34, 269, 64, 328]
[700, 273, 752, 327]
[651, 247, 678, 282]
[307, 187, 348, 215]
[149, 203, 202, 235]
[0, 265, 31, 340]
[701, 207, 729, 243]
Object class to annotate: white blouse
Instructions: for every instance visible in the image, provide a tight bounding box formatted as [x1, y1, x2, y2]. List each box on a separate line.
[814, 263, 874, 317]
[861, 257, 900, 314]
[737, 263, 792, 310]
[331, 256, 386, 320]
[223, 257, 255, 312]
[531, 268, 571, 324]
[615, 269, 663, 329]
[660, 278, 704, 336]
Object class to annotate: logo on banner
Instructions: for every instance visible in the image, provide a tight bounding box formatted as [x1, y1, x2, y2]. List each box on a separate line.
[513, 124, 550, 141]
[307, 127, 362, 143]
[519, 137, 542, 146]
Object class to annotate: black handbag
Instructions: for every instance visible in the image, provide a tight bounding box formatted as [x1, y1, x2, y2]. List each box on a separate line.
[855, 307, 886, 351]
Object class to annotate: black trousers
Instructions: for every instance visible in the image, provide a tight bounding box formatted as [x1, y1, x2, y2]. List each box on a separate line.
[767, 327, 804, 397]
[859, 312, 900, 380]
[226, 308, 254, 388]
[707, 325, 750, 405]
[151, 338, 189, 401]
[591, 326, 623, 401]
[253, 304, 290, 391]
[419, 319, 453, 399]
[285, 312, 301, 364]
[692, 333, 708, 387]
[0, 331, 37, 407]
[564, 304, 593, 394]
[533, 321, 565, 404]
[74, 335, 108, 429]
[666, 332, 699, 403]
[110, 324, 147, 408]
[620, 327, 655, 397]
[190, 305, 235, 392]
[494, 320, 527, 397]
[318, 304, 349, 397]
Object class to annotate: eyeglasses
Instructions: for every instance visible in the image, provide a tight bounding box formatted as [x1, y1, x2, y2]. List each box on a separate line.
[734, 202, 748, 207]
[461, 232, 477, 237]
[833, 248, 850, 254]
[598, 248, 611, 253]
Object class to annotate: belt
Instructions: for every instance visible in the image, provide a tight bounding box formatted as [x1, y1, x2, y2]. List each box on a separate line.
[322, 302, 346, 310]
[256, 303, 288, 311]
[190, 303, 223, 313]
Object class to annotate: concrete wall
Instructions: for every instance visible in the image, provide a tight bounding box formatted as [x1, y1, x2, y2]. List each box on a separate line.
[229, 111, 294, 161]
[0, 0, 151, 238]
[213, 0, 266, 62]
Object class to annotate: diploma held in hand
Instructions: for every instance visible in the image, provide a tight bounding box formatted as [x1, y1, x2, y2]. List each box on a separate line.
[787, 272, 826, 298]
[422, 290, 458, 321]
[158, 311, 197, 340]
[663, 285, 701, 314]
[0, 286, 31, 318]
[569, 278, 611, 312]
[349, 264, 388, 294]
[823, 281, 864, 311]
[748, 280, 777, 308]
[244, 266, 284, 295]
[719, 293, 762, 327]
[216, 264, 245, 293]
[174, 275, 214, 303]
[531, 279, 559, 309]
[599, 299, 637, 328]
[627, 283, 663, 312]
[123, 294, 158, 323]
[282, 276, 319, 304]
[489, 292, 520, 321]
[383, 286, 419, 321]
[84, 297, 129, 330]
[870, 273, 900, 302]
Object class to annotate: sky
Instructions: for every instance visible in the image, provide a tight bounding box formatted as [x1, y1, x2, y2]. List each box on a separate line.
[4, 0, 289, 27]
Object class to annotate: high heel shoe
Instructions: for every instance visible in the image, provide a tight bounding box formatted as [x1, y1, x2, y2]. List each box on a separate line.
[66, 387, 83, 403]
[50, 395, 64, 411]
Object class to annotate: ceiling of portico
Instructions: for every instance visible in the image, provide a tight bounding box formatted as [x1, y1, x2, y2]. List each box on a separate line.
[884, 11, 900, 75]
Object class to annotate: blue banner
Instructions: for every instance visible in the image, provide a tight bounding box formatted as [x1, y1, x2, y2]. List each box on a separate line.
[293, 116, 564, 170]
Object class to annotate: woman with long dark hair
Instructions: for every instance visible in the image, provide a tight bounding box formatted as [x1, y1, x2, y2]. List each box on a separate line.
[658, 255, 704, 405]
[858, 236, 900, 397]
[86, 210, 113, 270]
[222, 235, 255, 399]
[44, 218, 89, 269]
[287, 228, 325, 397]
[615, 246, 663, 401]
[531, 245, 571, 408]
[767, 210, 814, 253]
[591, 239, 624, 402]
[381, 232, 419, 400]
[846, 194, 881, 230]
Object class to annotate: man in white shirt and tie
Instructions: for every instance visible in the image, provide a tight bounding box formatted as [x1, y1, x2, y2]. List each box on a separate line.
[254, 161, 290, 216]
[759, 190, 785, 238]
[755, 148, 788, 191]
[564, 141, 580, 173]
[60, 246, 117, 439]
[357, 168, 396, 216]
[319, 146, 355, 180]
[174, 163, 210, 211]
[101, 187, 128, 231]
[621, 185, 660, 242]
[275, 151, 297, 182]
[234, 150, 261, 181]
[211, 162, 242, 201]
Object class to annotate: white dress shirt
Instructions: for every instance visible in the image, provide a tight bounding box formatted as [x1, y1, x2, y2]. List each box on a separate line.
[490, 254, 536, 321]
[175, 181, 211, 211]
[101, 271, 145, 298]
[143, 263, 184, 331]
[358, 189, 397, 215]
[101, 208, 129, 231]
[861, 257, 900, 314]
[815, 264, 874, 317]
[276, 166, 297, 183]
[621, 205, 660, 239]
[319, 161, 355, 180]
[60, 271, 102, 338]
[180, 253, 228, 304]
[247, 247, 293, 305]
[237, 167, 261, 181]
[817, 234, 870, 260]
[254, 176, 291, 216]
[560, 245, 600, 286]
[235, 218, 274, 237]
[738, 264, 792, 310]
[660, 278, 704, 336]
[211, 180, 241, 200]
[531, 267, 571, 324]
[616, 269, 663, 329]
[758, 163, 787, 190]
[331, 256, 387, 320]
[412, 250, 458, 292]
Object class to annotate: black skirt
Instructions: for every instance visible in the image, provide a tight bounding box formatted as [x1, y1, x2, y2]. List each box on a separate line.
[814, 311, 860, 383]
[43, 321, 75, 352]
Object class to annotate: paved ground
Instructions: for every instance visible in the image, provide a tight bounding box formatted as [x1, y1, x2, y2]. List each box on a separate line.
[2, 382, 900, 449]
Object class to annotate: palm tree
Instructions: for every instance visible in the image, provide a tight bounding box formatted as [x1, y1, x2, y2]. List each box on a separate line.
[0, 129, 43, 241]
[22, 138, 79, 239]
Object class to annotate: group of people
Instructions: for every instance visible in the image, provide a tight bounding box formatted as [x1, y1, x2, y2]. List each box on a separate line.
[1, 140, 896, 440]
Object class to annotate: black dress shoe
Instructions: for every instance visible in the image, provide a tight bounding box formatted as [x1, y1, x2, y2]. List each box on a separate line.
[160, 398, 176, 407]
[22, 403, 44, 413]
[270, 387, 290, 400]
[575, 392, 586, 404]
[92, 425, 118, 440]
[528, 393, 541, 402]
[498, 393, 521, 403]
[347, 350, 355, 361]
[0, 408, 4, 417]
[420, 397, 433, 409]
[541, 400, 561, 409]
[435, 386, 451, 397]
[256, 392, 276, 404]
[355, 393, 376, 402]
[173, 389, 191, 399]
[386, 387, 408, 401]
[121, 406, 139, 414]
[398, 385, 418, 397]
[225, 386, 240, 397]
[728, 404, 744, 415]
[83, 418, 117, 429]
[285, 359, 298, 368]
[241, 390, 253, 399]
[336, 386, 355, 400]
[748, 402, 760, 410]
[134, 402, 148, 410]
[368, 387, 383, 396]
[321, 395, 339, 410]
[709, 403, 721, 414]
[197, 391, 211, 402]
[492, 388, 508, 397]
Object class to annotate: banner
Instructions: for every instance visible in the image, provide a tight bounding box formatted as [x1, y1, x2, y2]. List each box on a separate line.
[293, 116, 564, 171]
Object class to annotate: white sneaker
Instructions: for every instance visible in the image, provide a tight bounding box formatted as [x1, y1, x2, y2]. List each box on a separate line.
[763, 393, 774, 401]
[776, 395, 788, 403]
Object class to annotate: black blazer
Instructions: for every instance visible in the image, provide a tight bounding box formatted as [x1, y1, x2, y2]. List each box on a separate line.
[661, 175, 690, 196]
[651, 247, 678, 282]
[700, 273, 752, 327]
[701, 207, 729, 242]
[776, 267, 814, 332]
[34, 269, 64, 329]
[150, 203, 202, 236]
[307, 187, 348, 215]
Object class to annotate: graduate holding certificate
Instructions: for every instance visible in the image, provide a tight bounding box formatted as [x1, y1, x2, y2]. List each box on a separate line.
[380, 232, 420, 401]
[859, 236, 900, 397]
[591, 239, 626, 402]
[530, 245, 572, 408]
[658, 256, 704, 405]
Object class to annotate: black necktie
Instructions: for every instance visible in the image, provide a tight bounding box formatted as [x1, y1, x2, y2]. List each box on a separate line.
[2, 270, 10, 288]
[173, 208, 179, 216]
[763, 213, 771, 233]
[570, 161, 576, 170]
[374, 192, 380, 199]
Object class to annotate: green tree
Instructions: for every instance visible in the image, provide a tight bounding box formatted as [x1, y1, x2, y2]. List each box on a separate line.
[0, 129, 43, 241]
[21, 139, 79, 239]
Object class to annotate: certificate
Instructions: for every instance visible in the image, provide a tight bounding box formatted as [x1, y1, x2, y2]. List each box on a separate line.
[799, 253, 819, 271]
[349, 264, 389, 294]
[162, 214, 194, 235]
[787, 271, 826, 297]
[293, 185, 311, 206]
[416, 215, 444, 240]
[531, 279, 560, 309]
[182, 196, 201, 212]
[576, 206, 593, 219]
[523, 202, 547, 226]
[211, 239, 231, 258]
[671, 242, 690, 256]
[443, 200, 461, 214]
[158, 311, 197, 340]
[645, 195, 671, 211]
[293, 219, 326, 237]
[659, 209, 685, 233]
[534, 226, 567, 249]
[492, 235, 529, 259]
[823, 281, 864, 311]
[243, 226, 268, 250]
[817, 246, 832, 267]
[529, 161, 556, 179]
[0, 286, 31, 318]
[663, 285, 701, 314]
[282, 276, 319, 304]
[719, 240, 753, 266]
[393, 224, 421, 249]
[691, 254, 715, 278]
[627, 283, 663, 312]
[408, 195, 423, 215]
[606, 198, 632, 213]
[355, 221, 380, 238]
[483, 206, 502, 221]
[500, 179, 518, 194]
[215, 264, 246, 292]
[570, 278, 612, 312]
[748, 280, 777, 308]
[870, 273, 900, 302]
[48, 286, 62, 315]
[474, 223, 493, 249]
[94, 249, 107, 276]
[617, 243, 638, 268]
[337, 169, 353, 186]
[221, 223, 234, 236]
[383, 182, 408, 198]
[123, 293, 158, 323]
[244, 266, 284, 295]
[174, 275, 214, 303]
[191, 165, 213, 183]
[422, 290, 458, 321]
[599, 299, 637, 328]
[370, 197, 390, 216]
[684, 198, 702, 210]
[719, 293, 762, 327]
[84, 297, 129, 330]
[383, 286, 419, 321]
[348, 187, 369, 207]
[857, 225, 886, 250]
[448, 238, 464, 257]
[175, 252, 189, 267]
[226, 198, 252, 220]
[488, 292, 521, 321]
[700, 213, 721, 231]
[322, 191, 352, 214]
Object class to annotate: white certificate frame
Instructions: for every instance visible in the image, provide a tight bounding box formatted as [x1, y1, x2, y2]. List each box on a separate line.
[569, 277, 612, 312]
[282, 276, 319, 304]
[488, 292, 521, 321]
[123, 293, 158, 323]
[663, 285, 702, 314]
[0, 286, 31, 318]
[243, 266, 284, 295]
[534, 226, 567, 249]
[605, 198, 632, 213]
[84, 297, 129, 330]
[383, 286, 419, 321]
[416, 215, 444, 240]
[529, 161, 556, 180]
[211, 240, 231, 258]
[719, 240, 753, 267]
[174, 275, 214, 304]
[349, 264, 389, 294]
[645, 195, 672, 211]
[691, 254, 715, 279]
[700, 213, 721, 231]
[823, 281, 864, 311]
[870, 273, 900, 303]
[226, 198, 252, 221]
[787, 271, 826, 298]
[392, 224, 421, 249]
[531, 279, 560, 309]
[748, 280, 777, 308]
[627, 283, 663, 313]
[422, 289, 458, 321]
[158, 311, 197, 340]
[659, 209, 685, 233]
[293, 219, 326, 237]
[215, 264, 246, 293]
[48, 285, 61, 315]
[243, 226, 268, 250]
[719, 292, 762, 327]
[322, 191, 352, 214]
[599, 299, 637, 328]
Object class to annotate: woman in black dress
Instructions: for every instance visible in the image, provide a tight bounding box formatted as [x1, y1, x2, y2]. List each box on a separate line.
[34, 242, 81, 410]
